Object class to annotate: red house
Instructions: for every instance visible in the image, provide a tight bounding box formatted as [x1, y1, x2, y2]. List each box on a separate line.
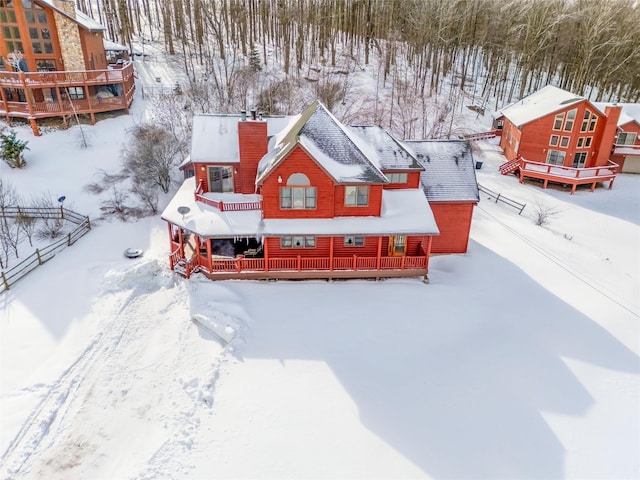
[162, 102, 479, 281]
[0, 0, 135, 135]
[607, 106, 640, 174]
[495, 85, 622, 193]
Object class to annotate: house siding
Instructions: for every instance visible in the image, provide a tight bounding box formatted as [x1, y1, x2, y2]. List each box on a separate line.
[333, 184, 383, 217]
[429, 202, 475, 254]
[261, 145, 336, 219]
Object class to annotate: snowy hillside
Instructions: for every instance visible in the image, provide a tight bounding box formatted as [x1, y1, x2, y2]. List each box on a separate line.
[1, 70, 639, 478]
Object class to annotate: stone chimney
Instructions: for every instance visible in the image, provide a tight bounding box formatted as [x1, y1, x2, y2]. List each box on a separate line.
[594, 105, 622, 167]
[51, 0, 86, 72]
[237, 115, 268, 194]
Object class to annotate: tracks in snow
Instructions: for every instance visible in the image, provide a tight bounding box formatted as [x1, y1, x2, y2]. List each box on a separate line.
[0, 267, 173, 479]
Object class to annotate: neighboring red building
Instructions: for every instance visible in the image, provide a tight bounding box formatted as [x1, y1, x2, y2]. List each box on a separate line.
[495, 85, 622, 193]
[0, 0, 135, 135]
[608, 107, 640, 174]
[162, 102, 479, 281]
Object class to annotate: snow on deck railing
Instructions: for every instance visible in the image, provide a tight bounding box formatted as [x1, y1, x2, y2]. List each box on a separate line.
[460, 131, 496, 141]
[194, 184, 262, 212]
[521, 159, 619, 179]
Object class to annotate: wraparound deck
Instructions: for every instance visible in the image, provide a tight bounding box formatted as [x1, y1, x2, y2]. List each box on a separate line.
[518, 158, 618, 194]
[0, 62, 135, 135]
[170, 250, 429, 281]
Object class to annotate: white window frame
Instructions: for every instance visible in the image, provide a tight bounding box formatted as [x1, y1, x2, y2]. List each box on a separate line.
[553, 113, 564, 131]
[616, 132, 637, 145]
[563, 109, 577, 132]
[585, 137, 593, 148]
[280, 186, 317, 209]
[345, 185, 369, 206]
[550, 135, 559, 146]
[387, 173, 408, 184]
[572, 152, 588, 168]
[344, 236, 365, 247]
[281, 236, 315, 248]
[560, 136, 570, 148]
[546, 150, 565, 166]
[577, 137, 584, 148]
[207, 165, 234, 193]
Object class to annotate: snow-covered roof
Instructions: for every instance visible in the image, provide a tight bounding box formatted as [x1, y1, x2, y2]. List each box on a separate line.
[39, 0, 105, 31]
[348, 126, 423, 171]
[404, 140, 480, 203]
[161, 178, 439, 237]
[103, 39, 129, 51]
[190, 114, 295, 164]
[498, 85, 585, 128]
[594, 102, 640, 128]
[257, 101, 388, 184]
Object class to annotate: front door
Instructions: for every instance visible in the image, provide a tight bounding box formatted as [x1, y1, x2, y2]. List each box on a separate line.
[388, 235, 406, 256]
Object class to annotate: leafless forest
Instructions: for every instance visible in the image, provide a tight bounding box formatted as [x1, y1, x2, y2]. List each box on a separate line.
[79, 0, 640, 137]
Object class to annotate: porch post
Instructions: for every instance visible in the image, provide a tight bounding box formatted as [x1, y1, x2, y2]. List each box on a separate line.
[329, 237, 334, 272]
[264, 238, 269, 272]
[424, 236, 433, 271]
[376, 236, 382, 271]
[207, 239, 212, 271]
[167, 223, 174, 250]
[178, 228, 185, 257]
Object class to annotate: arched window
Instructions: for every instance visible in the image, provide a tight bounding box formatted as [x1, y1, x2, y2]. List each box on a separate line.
[280, 173, 316, 209]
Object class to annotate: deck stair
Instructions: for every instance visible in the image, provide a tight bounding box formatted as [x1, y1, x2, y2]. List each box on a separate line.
[499, 157, 522, 175]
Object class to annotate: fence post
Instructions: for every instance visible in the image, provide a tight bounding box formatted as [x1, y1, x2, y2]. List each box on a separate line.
[36, 248, 43, 265]
[86, 217, 91, 229]
[1, 271, 9, 291]
[68, 232, 72, 246]
[519, 204, 526, 215]
[495, 193, 501, 204]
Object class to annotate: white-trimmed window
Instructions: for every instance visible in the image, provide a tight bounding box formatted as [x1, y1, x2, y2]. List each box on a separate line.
[616, 132, 637, 145]
[208, 166, 234, 193]
[577, 137, 584, 148]
[553, 113, 564, 131]
[546, 150, 565, 166]
[344, 236, 365, 247]
[550, 135, 559, 146]
[280, 173, 316, 209]
[572, 152, 588, 168]
[387, 173, 408, 184]
[66, 86, 84, 99]
[345, 186, 369, 206]
[563, 109, 577, 131]
[560, 136, 570, 148]
[585, 137, 593, 148]
[281, 236, 315, 248]
[589, 115, 597, 132]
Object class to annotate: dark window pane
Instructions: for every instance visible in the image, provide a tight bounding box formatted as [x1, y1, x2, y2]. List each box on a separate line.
[32, 42, 41, 53]
[37, 11, 46, 22]
[25, 10, 34, 23]
[44, 42, 53, 53]
[29, 27, 38, 39]
[12, 26, 20, 38]
[40, 27, 50, 39]
[2, 27, 10, 39]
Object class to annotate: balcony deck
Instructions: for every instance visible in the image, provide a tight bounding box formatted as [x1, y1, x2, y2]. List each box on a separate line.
[518, 158, 618, 194]
[0, 62, 135, 135]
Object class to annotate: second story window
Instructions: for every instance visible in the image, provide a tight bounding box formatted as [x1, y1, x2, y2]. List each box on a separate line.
[280, 173, 316, 209]
[616, 132, 637, 145]
[387, 173, 408, 184]
[208, 166, 234, 193]
[563, 109, 577, 131]
[553, 113, 564, 130]
[345, 185, 369, 206]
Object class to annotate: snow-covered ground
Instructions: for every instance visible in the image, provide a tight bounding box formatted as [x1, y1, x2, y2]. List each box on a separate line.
[1, 69, 639, 478]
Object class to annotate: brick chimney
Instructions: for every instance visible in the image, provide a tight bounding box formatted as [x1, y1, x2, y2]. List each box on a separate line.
[237, 115, 268, 194]
[594, 105, 622, 167]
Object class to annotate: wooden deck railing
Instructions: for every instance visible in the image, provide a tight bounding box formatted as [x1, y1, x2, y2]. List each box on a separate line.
[170, 253, 428, 280]
[194, 180, 262, 211]
[519, 157, 619, 194]
[0, 62, 135, 135]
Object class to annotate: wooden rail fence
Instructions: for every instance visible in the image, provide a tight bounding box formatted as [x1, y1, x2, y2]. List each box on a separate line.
[478, 184, 526, 214]
[1, 207, 91, 292]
